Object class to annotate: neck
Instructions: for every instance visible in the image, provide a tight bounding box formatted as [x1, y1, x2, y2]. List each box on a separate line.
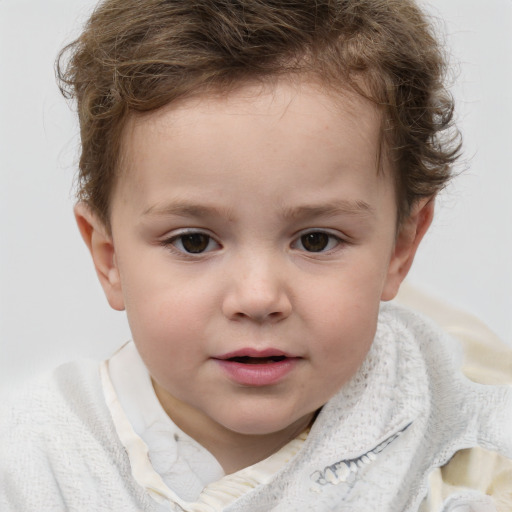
[152, 380, 314, 474]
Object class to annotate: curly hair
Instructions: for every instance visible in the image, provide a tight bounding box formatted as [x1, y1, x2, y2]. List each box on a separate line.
[57, 0, 461, 227]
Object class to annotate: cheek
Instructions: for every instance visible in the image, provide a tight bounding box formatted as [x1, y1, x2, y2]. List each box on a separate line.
[301, 264, 382, 362]
[127, 297, 206, 391]
[127, 293, 204, 341]
[121, 270, 216, 360]
[315, 300, 377, 363]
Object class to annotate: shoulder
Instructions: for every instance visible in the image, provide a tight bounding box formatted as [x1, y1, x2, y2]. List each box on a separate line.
[0, 359, 106, 434]
[389, 286, 512, 511]
[394, 281, 512, 386]
[379, 296, 512, 391]
[0, 359, 148, 511]
[0, 358, 111, 470]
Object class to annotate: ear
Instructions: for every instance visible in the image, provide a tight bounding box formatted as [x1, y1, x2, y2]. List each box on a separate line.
[381, 198, 434, 301]
[74, 202, 125, 311]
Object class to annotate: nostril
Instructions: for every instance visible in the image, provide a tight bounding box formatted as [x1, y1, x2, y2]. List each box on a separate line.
[232, 310, 283, 322]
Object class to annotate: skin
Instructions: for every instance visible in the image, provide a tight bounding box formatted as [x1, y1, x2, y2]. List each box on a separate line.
[76, 80, 433, 474]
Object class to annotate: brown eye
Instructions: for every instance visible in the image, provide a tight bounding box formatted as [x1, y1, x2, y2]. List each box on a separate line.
[164, 231, 220, 255]
[180, 233, 211, 253]
[300, 232, 330, 252]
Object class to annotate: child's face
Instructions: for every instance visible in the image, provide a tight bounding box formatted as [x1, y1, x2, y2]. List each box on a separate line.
[82, 81, 429, 441]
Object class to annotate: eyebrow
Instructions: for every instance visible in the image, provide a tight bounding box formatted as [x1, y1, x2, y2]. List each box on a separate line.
[280, 200, 375, 220]
[142, 201, 234, 220]
[142, 199, 374, 222]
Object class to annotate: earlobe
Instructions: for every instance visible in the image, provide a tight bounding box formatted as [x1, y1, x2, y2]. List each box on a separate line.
[74, 202, 125, 311]
[381, 198, 434, 301]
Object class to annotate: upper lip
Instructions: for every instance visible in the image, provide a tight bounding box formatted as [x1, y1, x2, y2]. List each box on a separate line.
[213, 348, 297, 360]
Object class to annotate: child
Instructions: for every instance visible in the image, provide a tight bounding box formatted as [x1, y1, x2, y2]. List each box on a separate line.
[1, 0, 511, 511]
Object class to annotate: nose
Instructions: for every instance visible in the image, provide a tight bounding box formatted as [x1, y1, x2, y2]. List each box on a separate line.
[221, 254, 292, 323]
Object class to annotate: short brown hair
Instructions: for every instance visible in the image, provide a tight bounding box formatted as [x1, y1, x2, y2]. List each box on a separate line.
[57, 0, 461, 227]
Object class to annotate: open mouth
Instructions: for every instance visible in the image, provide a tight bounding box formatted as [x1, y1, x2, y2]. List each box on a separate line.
[227, 355, 287, 364]
[214, 351, 298, 385]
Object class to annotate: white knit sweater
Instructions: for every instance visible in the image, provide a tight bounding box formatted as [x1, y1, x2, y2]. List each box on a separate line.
[1, 303, 511, 511]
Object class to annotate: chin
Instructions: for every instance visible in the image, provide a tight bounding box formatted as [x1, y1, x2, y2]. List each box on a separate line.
[218, 407, 312, 437]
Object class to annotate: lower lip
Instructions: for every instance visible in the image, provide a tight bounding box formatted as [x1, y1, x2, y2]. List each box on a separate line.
[214, 358, 299, 386]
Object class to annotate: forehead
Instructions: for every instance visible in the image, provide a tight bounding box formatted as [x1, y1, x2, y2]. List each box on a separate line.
[114, 80, 392, 216]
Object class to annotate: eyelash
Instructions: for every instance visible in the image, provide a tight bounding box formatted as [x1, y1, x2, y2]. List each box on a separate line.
[160, 229, 345, 256]
[291, 230, 343, 254]
[160, 230, 221, 256]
